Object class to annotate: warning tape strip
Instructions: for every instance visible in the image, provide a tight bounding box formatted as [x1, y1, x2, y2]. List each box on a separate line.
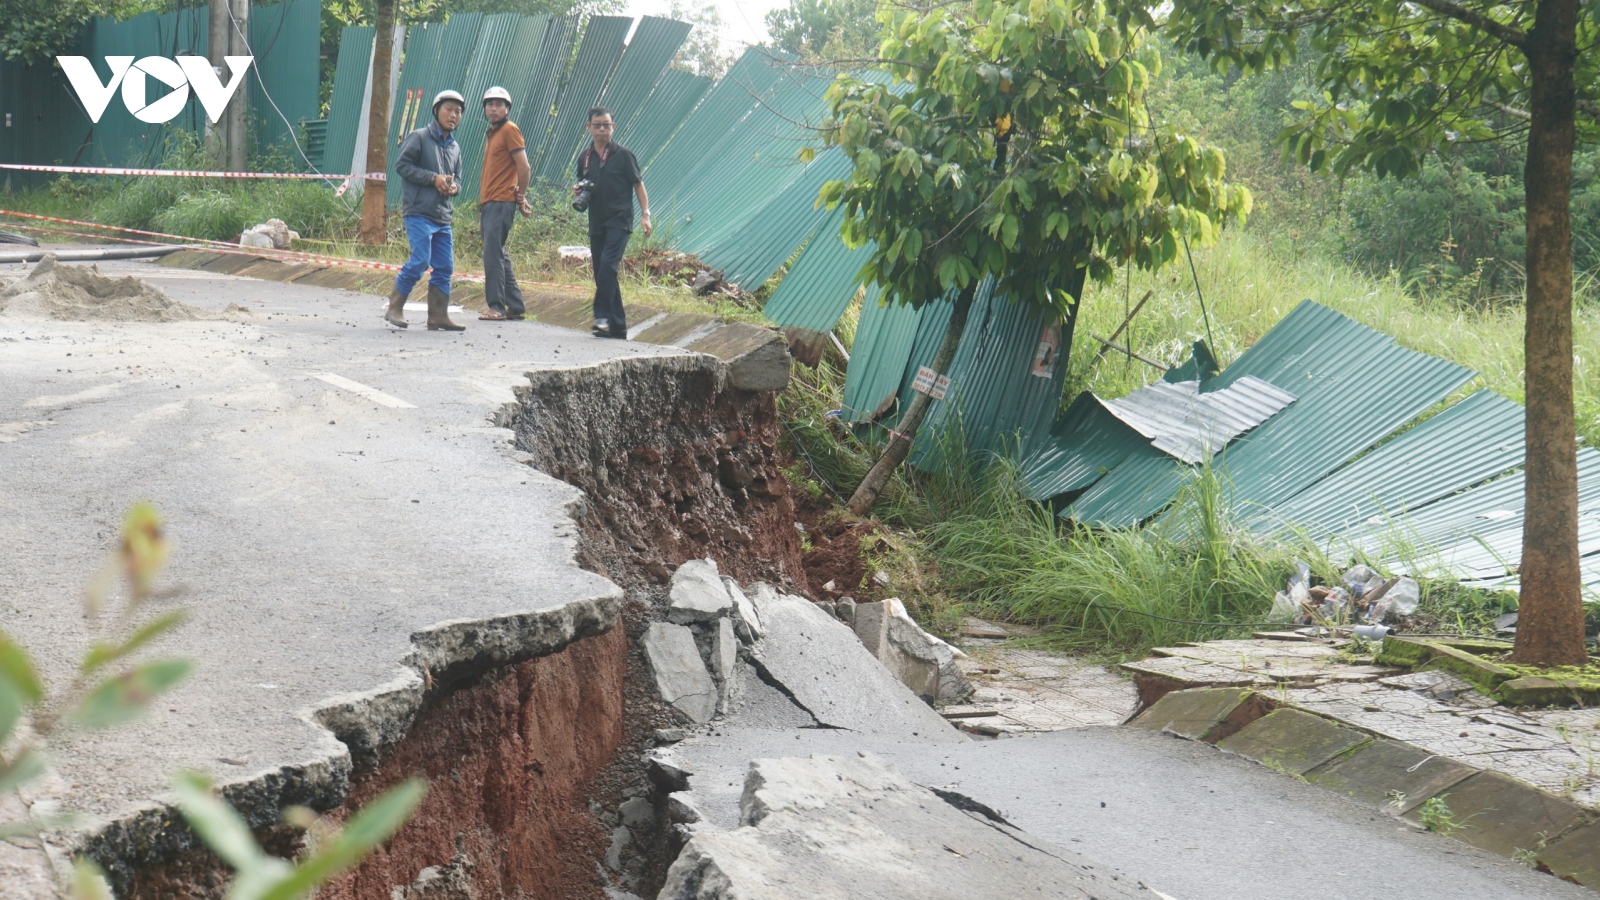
[0, 163, 382, 181]
[0, 208, 583, 290]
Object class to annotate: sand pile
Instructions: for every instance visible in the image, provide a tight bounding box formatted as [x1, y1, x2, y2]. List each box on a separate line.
[0, 255, 224, 322]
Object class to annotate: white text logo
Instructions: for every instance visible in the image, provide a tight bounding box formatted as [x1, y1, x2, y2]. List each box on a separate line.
[57, 56, 252, 124]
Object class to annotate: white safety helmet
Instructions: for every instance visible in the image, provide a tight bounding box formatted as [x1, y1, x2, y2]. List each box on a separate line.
[431, 89, 466, 115]
[482, 86, 512, 107]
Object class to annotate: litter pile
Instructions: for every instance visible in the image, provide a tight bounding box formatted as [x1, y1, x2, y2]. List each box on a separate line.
[238, 218, 299, 250]
[0, 254, 224, 322]
[1271, 563, 1420, 628]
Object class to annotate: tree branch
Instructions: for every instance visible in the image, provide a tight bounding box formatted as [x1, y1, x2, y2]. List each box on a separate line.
[1409, 0, 1528, 47]
[1486, 99, 1532, 120]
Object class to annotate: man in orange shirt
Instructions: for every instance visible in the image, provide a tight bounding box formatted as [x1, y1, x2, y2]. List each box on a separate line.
[478, 86, 532, 321]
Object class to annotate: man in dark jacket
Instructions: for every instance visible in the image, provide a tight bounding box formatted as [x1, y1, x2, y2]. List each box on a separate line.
[385, 89, 466, 331]
[575, 106, 650, 339]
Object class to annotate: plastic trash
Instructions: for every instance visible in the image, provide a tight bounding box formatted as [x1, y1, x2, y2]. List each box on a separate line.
[1342, 564, 1384, 598]
[1373, 576, 1421, 622]
[1353, 624, 1391, 640]
[1270, 590, 1299, 622]
[1316, 586, 1353, 622]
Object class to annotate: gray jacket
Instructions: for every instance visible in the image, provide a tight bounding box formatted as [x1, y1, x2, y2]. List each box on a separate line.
[394, 124, 463, 224]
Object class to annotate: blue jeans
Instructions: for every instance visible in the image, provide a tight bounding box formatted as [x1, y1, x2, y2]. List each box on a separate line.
[395, 215, 453, 296]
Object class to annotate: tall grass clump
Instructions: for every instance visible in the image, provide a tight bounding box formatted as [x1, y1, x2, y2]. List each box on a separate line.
[904, 445, 1328, 657]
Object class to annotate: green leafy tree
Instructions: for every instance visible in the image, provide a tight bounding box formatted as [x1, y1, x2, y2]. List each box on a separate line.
[820, 0, 1251, 515]
[0, 0, 159, 63]
[667, 0, 736, 78]
[765, 0, 881, 62]
[1162, 0, 1600, 667]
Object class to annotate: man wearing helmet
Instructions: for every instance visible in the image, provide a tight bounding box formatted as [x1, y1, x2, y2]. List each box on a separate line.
[476, 86, 532, 321]
[384, 89, 466, 331]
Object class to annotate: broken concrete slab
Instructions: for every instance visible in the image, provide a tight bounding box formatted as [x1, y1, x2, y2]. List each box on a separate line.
[748, 590, 964, 741]
[1305, 738, 1476, 815]
[1401, 771, 1587, 858]
[1217, 708, 1372, 776]
[724, 577, 762, 642]
[854, 598, 974, 703]
[685, 323, 791, 393]
[711, 617, 739, 715]
[657, 753, 1158, 900]
[1536, 819, 1600, 889]
[1129, 687, 1268, 742]
[643, 622, 718, 725]
[668, 560, 734, 624]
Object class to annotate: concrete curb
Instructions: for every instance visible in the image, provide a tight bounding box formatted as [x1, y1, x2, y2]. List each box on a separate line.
[1132, 687, 1600, 888]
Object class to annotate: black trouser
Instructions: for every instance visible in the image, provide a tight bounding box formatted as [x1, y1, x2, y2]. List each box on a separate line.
[480, 200, 525, 316]
[590, 225, 630, 333]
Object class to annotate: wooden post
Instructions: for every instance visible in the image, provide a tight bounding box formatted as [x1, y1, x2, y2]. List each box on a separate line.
[360, 0, 397, 245]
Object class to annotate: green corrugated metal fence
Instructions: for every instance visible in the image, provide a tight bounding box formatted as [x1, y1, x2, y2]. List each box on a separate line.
[321, 25, 374, 178]
[531, 15, 630, 182]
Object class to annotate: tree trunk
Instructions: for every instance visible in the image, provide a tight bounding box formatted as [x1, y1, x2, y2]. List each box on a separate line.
[225, 0, 249, 171]
[846, 282, 978, 516]
[360, 0, 397, 245]
[1513, 0, 1584, 667]
[205, 0, 229, 166]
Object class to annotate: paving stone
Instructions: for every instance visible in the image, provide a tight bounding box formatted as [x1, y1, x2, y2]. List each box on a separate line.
[1306, 738, 1476, 814]
[1536, 818, 1600, 888]
[668, 559, 734, 624]
[1401, 771, 1587, 857]
[1218, 708, 1372, 776]
[643, 622, 718, 725]
[1130, 687, 1266, 742]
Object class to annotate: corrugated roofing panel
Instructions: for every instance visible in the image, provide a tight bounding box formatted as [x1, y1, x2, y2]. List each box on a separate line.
[623, 67, 711, 167]
[535, 15, 687, 179]
[512, 14, 576, 166]
[642, 49, 784, 200]
[1019, 393, 1149, 499]
[322, 25, 376, 181]
[247, 0, 321, 158]
[1262, 390, 1525, 540]
[1103, 376, 1296, 464]
[698, 145, 850, 289]
[453, 13, 525, 200]
[386, 13, 484, 206]
[532, 15, 632, 181]
[761, 210, 874, 333]
[1067, 301, 1477, 527]
[384, 22, 446, 207]
[840, 292, 919, 425]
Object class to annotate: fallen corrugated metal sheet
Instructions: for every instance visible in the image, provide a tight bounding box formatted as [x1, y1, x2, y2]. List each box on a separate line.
[1066, 301, 1477, 527]
[840, 293, 919, 424]
[532, 15, 631, 182]
[624, 68, 711, 167]
[1102, 376, 1296, 464]
[761, 207, 874, 333]
[1019, 393, 1149, 499]
[643, 50, 786, 202]
[697, 147, 851, 289]
[1259, 389, 1524, 541]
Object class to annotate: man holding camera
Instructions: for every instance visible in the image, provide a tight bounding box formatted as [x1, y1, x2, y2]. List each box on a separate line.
[384, 89, 466, 331]
[574, 107, 650, 339]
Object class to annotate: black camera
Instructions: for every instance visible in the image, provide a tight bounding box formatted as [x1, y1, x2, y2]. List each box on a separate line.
[572, 179, 595, 212]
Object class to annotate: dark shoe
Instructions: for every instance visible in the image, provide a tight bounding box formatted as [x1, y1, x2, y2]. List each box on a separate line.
[383, 288, 408, 328]
[593, 326, 626, 339]
[426, 286, 465, 331]
[506, 313, 526, 321]
[591, 318, 609, 335]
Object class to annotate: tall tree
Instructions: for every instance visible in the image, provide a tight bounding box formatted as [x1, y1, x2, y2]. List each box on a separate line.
[360, 0, 395, 244]
[822, 0, 1251, 515]
[1162, 0, 1599, 667]
[765, 0, 880, 62]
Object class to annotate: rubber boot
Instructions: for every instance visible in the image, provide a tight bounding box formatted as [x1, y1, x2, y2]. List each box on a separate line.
[426, 285, 464, 331]
[383, 287, 408, 328]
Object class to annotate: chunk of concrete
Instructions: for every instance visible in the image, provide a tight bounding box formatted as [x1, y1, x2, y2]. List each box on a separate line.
[1217, 708, 1372, 776]
[668, 559, 734, 624]
[686, 323, 791, 392]
[643, 622, 718, 724]
[647, 750, 694, 793]
[1537, 819, 1600, 888]
[658, 754, 1155, 900]
[1306, 738, 1476, 815]
[1401, 771, 1586, 857]
[723, 577, 762, 642]
[618, 797, 654, 829]
[1129, 686, 1267, 742]
[748, 590, 963, 741]
[711, 616, 740, 715]
[853, 598, 974, 704]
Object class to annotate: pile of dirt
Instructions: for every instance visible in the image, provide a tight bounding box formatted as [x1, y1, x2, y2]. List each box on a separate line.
[0, 254, 221, 322]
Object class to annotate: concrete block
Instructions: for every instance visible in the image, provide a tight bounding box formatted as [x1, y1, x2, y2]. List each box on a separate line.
[668, 559, 733, 624]
[1305, 738, 1476, 815]
[1128, 687, 1265, 742]
[1401, 771, 1586, 857]
[619, 797, 654, 829]
[642, 622, 718, 724]
[853, 598, 973, 703]
[724, 577, 762, 642]
[658, 754, 1154, 899]
[1536, 819, 1600, 888]
[1217, 708, 1372, 776]
[687, 323, 791, 392]
[711, 617, 739, 715]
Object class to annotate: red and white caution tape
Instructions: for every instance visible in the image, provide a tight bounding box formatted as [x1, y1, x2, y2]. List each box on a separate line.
[0, 163, 383, 181]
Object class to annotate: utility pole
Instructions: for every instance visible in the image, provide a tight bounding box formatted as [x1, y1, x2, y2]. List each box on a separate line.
[226, 0, 250, 171]
[206, 0, 229, 165]
[360, 0, 397, 244]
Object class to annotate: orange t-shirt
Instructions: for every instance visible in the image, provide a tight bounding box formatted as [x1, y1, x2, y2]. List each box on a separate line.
[480, 120, 526, 203]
